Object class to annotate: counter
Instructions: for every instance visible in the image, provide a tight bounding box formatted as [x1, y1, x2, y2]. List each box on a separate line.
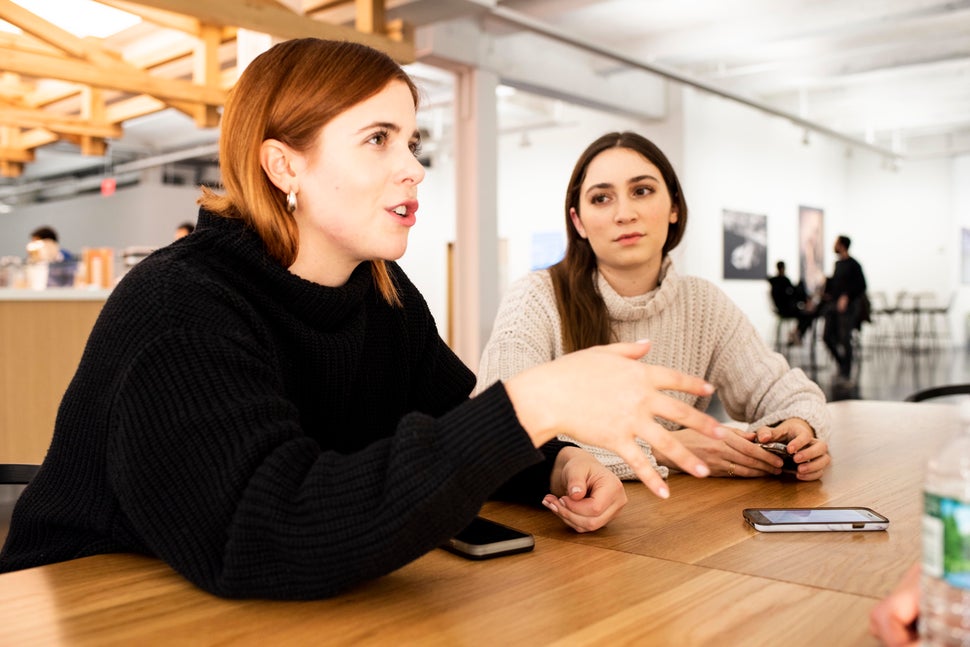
[0, 289, 110, 462]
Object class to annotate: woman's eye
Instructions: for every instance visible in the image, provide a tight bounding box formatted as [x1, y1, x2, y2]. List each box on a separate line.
[590, 194, 610, 204]
[410, 141, 423, 156]
[368, 131, 388, 146]
[633, 186, 653, 197]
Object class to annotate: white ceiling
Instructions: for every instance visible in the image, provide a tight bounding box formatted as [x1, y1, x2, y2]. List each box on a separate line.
[493, 0, 970, 159]
[2, 0, 968, 200]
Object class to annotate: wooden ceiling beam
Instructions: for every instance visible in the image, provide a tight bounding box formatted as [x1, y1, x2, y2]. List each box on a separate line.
[2, 48, 226, 105]
[0, 105, 122, 138]
[0, 0, 409, 175]
[96, 0, 204, 36]
[355, 0, 385, 34]
[120, 0, 414, 62]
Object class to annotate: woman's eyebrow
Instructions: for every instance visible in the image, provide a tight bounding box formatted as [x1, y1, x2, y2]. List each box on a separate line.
[356, 121, 401, 134]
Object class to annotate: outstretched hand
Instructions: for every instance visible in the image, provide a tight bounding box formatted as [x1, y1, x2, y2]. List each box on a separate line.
[505, 340, 729, 499]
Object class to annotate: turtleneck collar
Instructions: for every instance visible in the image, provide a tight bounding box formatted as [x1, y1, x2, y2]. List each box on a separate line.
[595, 256, 678, 322]
[193, 209, 374, 328]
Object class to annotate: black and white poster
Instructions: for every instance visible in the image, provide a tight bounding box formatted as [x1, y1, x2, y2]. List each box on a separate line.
[722, 209, 767, 280]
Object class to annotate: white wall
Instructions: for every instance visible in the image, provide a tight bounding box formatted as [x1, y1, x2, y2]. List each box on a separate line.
[0, 179, 200, 259]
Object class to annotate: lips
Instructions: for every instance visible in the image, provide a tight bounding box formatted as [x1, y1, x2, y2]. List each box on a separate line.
[388, 199, 418, 218]
[386, 199, 418, 228]
[615, 232, 644, 242]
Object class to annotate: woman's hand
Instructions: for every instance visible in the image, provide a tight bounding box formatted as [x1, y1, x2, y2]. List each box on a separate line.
[653, 427, 784, 478]
[505, 340, 729, 499]
[753, 418, 831, 481]
[869, 563, 920, 646]
[543, 446, 628, 533]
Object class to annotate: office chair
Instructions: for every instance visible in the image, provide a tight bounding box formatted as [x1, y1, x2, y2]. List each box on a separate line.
[904, 384, 970, 403]
[1, 464, 38, 545]
[0, 464, 39, 484]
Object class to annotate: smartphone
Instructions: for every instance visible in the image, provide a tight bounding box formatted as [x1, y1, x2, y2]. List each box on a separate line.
[743, 507, 890, 532]
[441, 516, 535, 560]
[759, 442, 798, 473]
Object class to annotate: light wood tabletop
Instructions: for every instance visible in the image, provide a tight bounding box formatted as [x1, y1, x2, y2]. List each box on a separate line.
[0, 400, 959, 646]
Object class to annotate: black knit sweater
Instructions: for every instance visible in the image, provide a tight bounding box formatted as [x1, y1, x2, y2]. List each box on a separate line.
[0, 210, 566, 599]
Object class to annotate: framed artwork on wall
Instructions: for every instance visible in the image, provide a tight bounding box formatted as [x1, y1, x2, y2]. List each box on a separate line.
[798, 205, 826, 296]
[722, 209, 767, 280]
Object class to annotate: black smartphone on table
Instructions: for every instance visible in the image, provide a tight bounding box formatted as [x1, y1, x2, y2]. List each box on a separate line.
[743, 507, 890, 532]
[441, 516, 535, 560]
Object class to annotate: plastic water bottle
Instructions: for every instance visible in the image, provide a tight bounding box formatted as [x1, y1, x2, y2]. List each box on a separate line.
[921, 399, 970, 645]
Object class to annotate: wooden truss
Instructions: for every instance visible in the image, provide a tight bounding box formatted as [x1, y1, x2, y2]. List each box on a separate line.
[0, 0, 414, 177]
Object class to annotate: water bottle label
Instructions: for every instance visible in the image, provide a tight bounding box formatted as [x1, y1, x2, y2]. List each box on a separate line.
[923, 493, 970, 589]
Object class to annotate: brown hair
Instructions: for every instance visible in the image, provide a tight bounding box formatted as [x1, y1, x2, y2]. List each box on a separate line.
[549, 131, 688, 352]
[198, 38, 418, 305]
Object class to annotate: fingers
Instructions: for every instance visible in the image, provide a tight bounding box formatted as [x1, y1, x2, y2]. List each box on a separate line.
[792, 439, 831, 480]
[645, 390, 727, 442]
[541, 484, 628, 533]
[642, 432, 709, 484]
[596, 339, 652, 361]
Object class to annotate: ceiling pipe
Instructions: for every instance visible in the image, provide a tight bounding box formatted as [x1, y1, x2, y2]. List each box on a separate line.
[485, 5, 903, 161]
[0, 143, 219, 202]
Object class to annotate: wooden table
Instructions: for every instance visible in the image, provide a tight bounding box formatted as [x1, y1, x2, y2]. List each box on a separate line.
[0, 400, 959, 646]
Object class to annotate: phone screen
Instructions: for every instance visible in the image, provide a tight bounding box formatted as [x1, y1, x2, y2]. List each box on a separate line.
[760, 508, 881, 524]
[743, 507, 889, 532]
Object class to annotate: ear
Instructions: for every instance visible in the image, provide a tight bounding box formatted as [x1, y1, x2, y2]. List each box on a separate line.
[669, 206, 679, 224]
[569, 207, 588, 239]
[260, 139, 301, 193]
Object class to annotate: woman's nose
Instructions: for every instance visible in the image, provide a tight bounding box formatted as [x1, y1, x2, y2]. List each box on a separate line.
[400, 151, 426, 185]
[614, 199, 637, 223]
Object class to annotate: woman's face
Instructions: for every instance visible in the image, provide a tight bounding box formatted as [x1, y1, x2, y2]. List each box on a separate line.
[290, 80, 425, 283]
[571, 147, 678, 286]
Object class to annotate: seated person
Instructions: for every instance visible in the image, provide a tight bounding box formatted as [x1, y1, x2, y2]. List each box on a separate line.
[476, 131, 831, 483]
[768, 260, 816, 345]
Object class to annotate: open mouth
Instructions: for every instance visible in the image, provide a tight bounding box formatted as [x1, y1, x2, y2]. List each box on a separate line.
[393, 205, 407, 216]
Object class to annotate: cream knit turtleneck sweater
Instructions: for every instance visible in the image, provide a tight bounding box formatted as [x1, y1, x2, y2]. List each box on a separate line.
[475, 257, 830, 480]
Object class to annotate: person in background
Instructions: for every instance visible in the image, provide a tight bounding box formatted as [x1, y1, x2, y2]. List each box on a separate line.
[821, 234, 868, 384]
[27, 225, 73, 262]
[0, 40, 731, 600]
[174, 221, 195, 239]
[768, 260, 816, 346]
[869, 562, 919, 646]
[476, 131, 831, 483]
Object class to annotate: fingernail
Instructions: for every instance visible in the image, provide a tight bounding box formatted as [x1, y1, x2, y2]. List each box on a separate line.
[714, 425, 731, 438]
[542, 499, 559, 513]
[696, 463, 710, 477]
[658, 486, 670, 499]
[635, 338, 650, 344]
[570, 486, 583, 495]
[703, 382, 715, 395]
[559, 497, 567, 507]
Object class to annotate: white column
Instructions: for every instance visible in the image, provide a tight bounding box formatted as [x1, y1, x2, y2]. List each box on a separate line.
[452, 66, 499, 371]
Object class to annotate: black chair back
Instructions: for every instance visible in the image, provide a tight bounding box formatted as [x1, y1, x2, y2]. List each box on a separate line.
[0, 464, 39, 484]
[904, 384, 970, 403]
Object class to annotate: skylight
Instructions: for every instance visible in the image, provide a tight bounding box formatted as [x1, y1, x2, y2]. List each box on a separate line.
[0, 0, 140, 39]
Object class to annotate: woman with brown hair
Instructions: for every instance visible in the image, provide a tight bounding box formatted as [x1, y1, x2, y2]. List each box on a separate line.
[0, 43, 730, 599]
[477, 131, 830, 486]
